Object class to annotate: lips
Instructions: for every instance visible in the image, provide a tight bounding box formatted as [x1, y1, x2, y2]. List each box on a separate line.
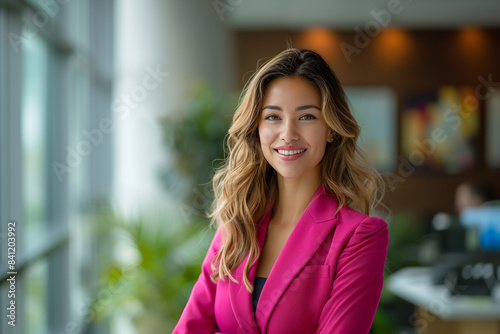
[274, 146, 307, 161]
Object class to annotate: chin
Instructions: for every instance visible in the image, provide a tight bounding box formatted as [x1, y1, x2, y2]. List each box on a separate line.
[274, 168, 308, 180]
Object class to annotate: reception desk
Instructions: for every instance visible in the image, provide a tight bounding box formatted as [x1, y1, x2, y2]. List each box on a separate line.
[387, 267, 500, 334]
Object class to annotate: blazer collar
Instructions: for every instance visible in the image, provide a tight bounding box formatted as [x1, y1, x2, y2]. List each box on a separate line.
[228, 185, 339, 333]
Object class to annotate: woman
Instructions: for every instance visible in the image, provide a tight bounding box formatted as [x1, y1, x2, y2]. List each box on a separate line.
[173, 48, 388, 334]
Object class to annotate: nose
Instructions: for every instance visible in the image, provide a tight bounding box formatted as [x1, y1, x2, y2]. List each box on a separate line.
[280, 118, 299, 142]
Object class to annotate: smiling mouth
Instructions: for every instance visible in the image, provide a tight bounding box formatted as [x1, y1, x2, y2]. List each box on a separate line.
[275, 149, 306, 156]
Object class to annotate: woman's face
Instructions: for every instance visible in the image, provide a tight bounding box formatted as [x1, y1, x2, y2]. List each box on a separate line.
[258, 76, 330, 181]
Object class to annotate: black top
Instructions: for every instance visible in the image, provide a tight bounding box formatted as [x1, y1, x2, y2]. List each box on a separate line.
[252, 276, 267, 313]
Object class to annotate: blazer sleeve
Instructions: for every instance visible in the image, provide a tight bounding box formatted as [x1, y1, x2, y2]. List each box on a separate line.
[172, 227, 223, 334]
[315, 216, 389, 334]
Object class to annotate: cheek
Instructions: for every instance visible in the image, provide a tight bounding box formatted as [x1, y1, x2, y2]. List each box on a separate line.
[309, 128, 329, 147]
[258, 126, 276, 149]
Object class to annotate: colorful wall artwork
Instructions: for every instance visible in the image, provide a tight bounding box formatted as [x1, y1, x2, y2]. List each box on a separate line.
[401, 86, 480, 173]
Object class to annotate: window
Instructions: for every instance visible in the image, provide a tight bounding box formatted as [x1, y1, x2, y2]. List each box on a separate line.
[0, 1, 114, 333]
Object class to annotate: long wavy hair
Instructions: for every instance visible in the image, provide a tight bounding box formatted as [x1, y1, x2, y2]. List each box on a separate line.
[209, 48, 385, 292]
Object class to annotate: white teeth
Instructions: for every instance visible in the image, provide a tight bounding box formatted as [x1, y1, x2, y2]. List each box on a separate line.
[277, 149, 306, 155]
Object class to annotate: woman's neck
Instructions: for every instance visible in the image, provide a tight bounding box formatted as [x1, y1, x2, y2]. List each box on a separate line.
[272, 172, 322, 226]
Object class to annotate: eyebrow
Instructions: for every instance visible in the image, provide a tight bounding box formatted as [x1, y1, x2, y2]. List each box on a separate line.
[262, 104, 321, 111]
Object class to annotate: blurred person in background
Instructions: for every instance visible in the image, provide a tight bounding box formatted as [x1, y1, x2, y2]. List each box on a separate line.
[455, 179, 497, 214]
[173, 48, 388, 334]
[456, 179, 500, 251]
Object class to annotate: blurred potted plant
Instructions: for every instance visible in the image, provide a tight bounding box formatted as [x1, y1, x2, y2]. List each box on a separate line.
[158, 79, 235, 214]
[90, 204, 213, 333]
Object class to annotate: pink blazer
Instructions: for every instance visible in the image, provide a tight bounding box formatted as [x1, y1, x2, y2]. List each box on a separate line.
[173, 185, 388, 334]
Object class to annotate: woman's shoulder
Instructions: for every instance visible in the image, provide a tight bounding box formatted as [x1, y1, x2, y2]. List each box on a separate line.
[314, 187, 387, 233]
[336, 204, 388, 235]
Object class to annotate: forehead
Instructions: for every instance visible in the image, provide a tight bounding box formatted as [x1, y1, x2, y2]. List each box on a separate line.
[262, 76, 321, 105]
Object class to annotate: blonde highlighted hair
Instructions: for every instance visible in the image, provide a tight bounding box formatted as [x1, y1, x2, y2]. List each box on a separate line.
[209, 48, 385, 292]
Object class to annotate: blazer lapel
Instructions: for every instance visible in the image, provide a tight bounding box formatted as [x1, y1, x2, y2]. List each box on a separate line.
[229, 207, 273, 333]
[255, 185, 339, 332]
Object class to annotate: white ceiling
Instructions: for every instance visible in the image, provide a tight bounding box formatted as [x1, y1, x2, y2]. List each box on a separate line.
[226, 0, 500, 29]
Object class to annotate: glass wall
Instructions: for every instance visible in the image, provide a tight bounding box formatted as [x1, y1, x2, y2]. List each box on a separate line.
[0, 1, 114, 333]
